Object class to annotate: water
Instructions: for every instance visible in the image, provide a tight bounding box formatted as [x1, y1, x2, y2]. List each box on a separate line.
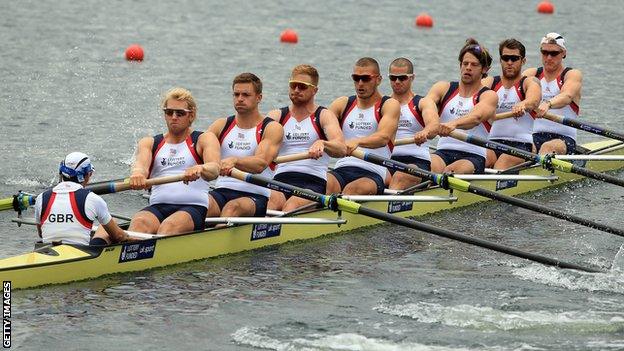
[2, 0, 624, 349]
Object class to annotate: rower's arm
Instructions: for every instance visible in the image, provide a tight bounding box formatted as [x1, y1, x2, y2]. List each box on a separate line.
[328, 96, 348, 124]
[129, 136, 154, 189]
[102, 219, 129, 243]
[266, 109, 281, 122]
[196, 132, 220, 181]
[450, 90, 498, 129]
[551, 69, 582, 108]
[418, 96, 440, 139]
[319, 109, 347, 158]
[352, 98, 400, 149]
[425, 81, 450, 106]
[91, 195, 128, 243]
[233, 122, 284, 174]
[522, 67, 538, 78]
[521, 76, 542, 112]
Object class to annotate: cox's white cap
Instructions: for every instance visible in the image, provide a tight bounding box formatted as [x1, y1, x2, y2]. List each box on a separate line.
[540, 32, 566, 50]
[59, 152, 94, 182]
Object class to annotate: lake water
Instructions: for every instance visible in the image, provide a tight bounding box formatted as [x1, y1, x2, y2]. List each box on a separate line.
[1, 0, 624, 350]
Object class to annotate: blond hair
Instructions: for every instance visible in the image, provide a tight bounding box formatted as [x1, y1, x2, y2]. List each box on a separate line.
[161, 87, 197, 112]
[291, 64, 319, 86]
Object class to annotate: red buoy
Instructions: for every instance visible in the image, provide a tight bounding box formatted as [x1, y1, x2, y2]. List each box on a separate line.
[125, 44, 144, 61]
[415, 13, 434, 28]
[537, 1, 555, 14]
[280, 29, 299, 44]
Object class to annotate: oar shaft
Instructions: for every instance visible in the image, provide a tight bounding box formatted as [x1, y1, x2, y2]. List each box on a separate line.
[87, 174, 186, 195]
[451, 130, 624, 188]
[544, 113, 624, 142]
[352, 148, 624, 238]
[228, 168, 600, 273]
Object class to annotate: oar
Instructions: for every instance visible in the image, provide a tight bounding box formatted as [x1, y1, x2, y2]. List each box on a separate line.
[543, 113, 624, 143]
[350, 149, 624, 238]
[274, 151, 315, 164]
[3, 173, 194, 213]
[448, 130, 624, 188]
[228, 168, 600, 273]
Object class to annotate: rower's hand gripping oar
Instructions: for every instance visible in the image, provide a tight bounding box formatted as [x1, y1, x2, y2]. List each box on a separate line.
[543, 113, 624, 143]
[449, 130, 624, 188]
[228, 168, 601, 273]
[350, 148, 624, 238]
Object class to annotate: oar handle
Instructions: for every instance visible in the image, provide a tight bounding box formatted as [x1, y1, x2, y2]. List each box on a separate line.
[88, 174, 186, 195]
[273, 151, 311, 164]
[493, 111, 516, 121]
[543, 112, 564, 123]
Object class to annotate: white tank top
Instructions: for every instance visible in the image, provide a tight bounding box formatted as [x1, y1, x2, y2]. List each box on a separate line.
[488, 76, 534, 143]
[215, 117, 274, 197]
[149, 132, 210, 207]
[334, 96, 392, 179]
[533, 67, 579, 139]
[274, 106, 329, 180]
[391, 95, 431, 161]
[34, 182, 112, 245]
[437, 83, 491, 158]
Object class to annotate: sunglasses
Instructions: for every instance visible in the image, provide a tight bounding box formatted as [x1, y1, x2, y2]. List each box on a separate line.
[288, 80, 316, 90]
[500, 55, 523, 62]
[163, 108, 191, 117]
[351, 74, 377, 83]
[388, 74, 413, 82]
[540, 49, 562, 57]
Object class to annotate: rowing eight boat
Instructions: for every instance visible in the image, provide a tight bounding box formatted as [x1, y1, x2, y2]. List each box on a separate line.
[1, 139, 623, 289]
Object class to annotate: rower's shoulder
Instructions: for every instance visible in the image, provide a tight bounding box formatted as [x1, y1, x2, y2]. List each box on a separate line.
[565, 67, 583, 80]
[481, 76, 494, 88]
[328, 95, 350, 114]
[522, 67, 538, 77]
[266, 108, 282, 121]
[207, 117, 229, 135]
[426, 81, 451, 99]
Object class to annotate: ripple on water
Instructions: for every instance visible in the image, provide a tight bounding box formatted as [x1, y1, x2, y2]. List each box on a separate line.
[511, 264, 624, 294]
[373, 301, 624, 333]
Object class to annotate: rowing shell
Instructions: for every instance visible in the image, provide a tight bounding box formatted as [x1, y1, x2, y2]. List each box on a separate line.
[1, 139, 623, 289]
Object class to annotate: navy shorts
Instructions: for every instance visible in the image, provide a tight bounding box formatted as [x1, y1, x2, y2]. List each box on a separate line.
[209, 188, 268, 217]
[433, 149, 486, 174]
[389, 155, 431, 175]
[490, 139, 534, 158]
[328, 166, 385, 195]
[533, 132, 576, 154]
[274, 172, 327, 198]
[142, 203, 207, 231]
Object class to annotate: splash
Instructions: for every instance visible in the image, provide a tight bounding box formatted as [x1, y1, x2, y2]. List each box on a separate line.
[374, 302, 624, 332]
[232, 327, 474, 351]
[512, 264, 624, 294]
[4, 177, 46, 188]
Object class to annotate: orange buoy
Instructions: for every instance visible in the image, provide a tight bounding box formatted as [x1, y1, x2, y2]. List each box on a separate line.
[280, 29, 299, 44]
[537, 1, 555, 14]
[125, 44, 144, 61]
[415, 13, 434, 28]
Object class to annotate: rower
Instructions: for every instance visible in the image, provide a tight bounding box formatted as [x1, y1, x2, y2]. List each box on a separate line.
[327, 57, 400, 195]
[267, 64, 346, 212]
[207, 73, 283, 217]
[387, 57, 439, 190]
[35, 152, 128, 246]
[426, 38, 498, 174]
[94, 87, 220, 243]
[523, 33, 582, 155]
[483, 38, 541, 169]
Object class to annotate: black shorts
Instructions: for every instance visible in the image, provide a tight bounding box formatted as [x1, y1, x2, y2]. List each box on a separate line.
[142, 203, 207, 231]
[389, 155, 431, 175]
[533, 132, 576, 154]
[433, 149, 486, 174]
[328, 166, 385, 195]
[489, 139, 534, 158]
[273, 171, 327, 198]
[209, 188, 268, 217]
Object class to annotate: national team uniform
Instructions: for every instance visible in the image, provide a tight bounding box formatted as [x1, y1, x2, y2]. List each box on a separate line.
[145, 131, 209, 230]
[330, 95, 393, 194]
[210, 116, 275, 216]
[390, 95, 431, 172]
[488, 76, 535, 157]
[35, 182, 112, 245]
[533, 67, 580, 154]
[434, 82, 491, 173]
[274, 106, 329, 195]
